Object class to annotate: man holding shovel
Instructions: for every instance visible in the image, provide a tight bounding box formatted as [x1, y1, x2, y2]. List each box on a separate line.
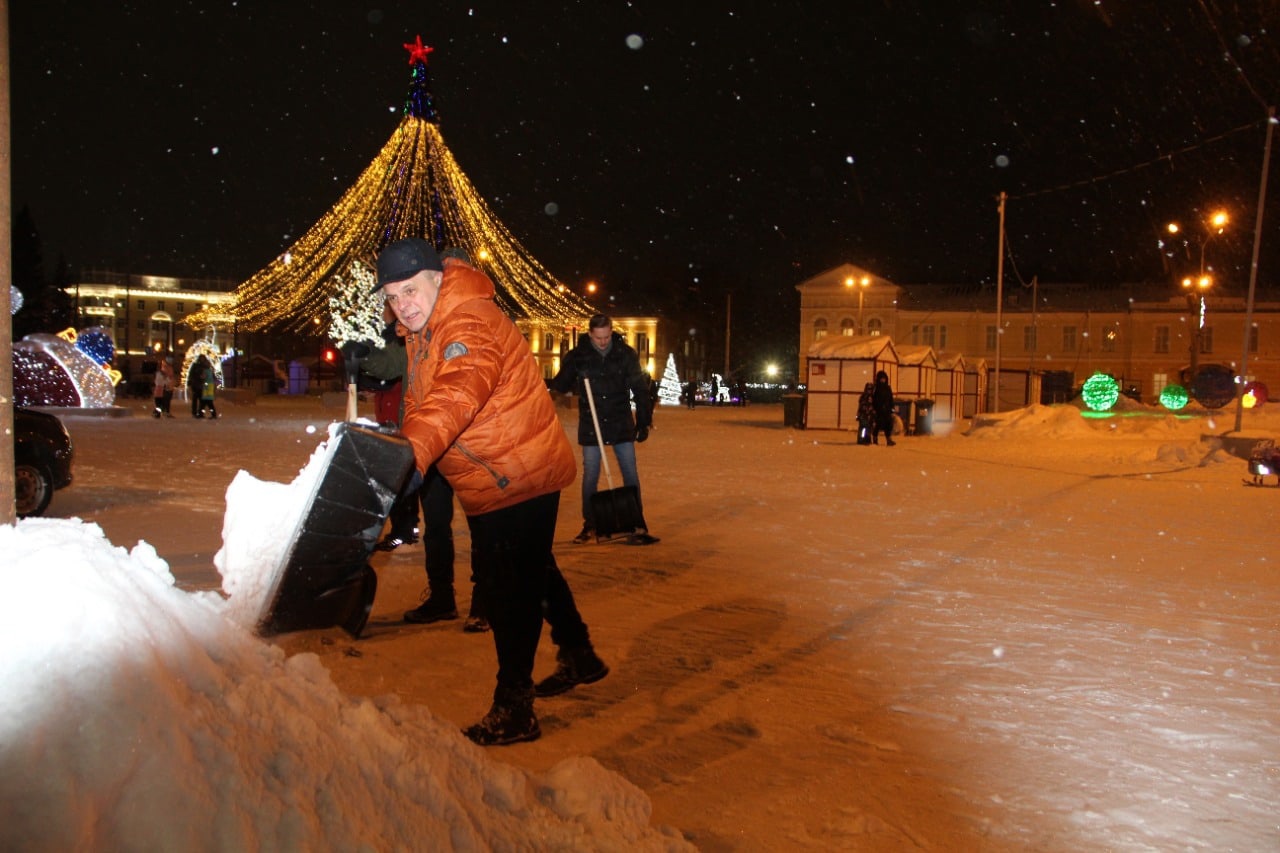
[551, 313, 658, 545]
[376, 238, 607, 745]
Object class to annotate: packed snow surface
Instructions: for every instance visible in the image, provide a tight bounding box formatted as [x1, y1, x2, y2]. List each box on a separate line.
[3, 393, 1277, 850]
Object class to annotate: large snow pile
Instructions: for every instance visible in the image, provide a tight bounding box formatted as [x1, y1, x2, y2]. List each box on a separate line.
[214, 430, 332, 630]
[0, 453, 690, 850]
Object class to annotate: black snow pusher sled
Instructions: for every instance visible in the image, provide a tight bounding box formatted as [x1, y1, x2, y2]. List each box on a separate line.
[1245, 439, 1280, 487]
[257, 422, 416, 638]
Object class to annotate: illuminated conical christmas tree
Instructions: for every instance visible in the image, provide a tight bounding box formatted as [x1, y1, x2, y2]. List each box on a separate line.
[191, 36, 593, 335]
[658, 353, 682, 406]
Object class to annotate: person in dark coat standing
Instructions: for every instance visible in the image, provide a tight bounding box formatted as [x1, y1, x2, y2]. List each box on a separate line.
[187, 356, 210, 418]
[871, 370, 896, 446]
[551, 313, 658, 545]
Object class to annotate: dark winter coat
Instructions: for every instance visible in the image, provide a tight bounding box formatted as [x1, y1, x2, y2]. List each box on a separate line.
[186, 359, 207, 394]
[550, 332, 652, 446]
[356, 322, 406, 394]
[357, 324, 409, 425]
[857, 385, 876, 426]
[872, 372, 895, 427]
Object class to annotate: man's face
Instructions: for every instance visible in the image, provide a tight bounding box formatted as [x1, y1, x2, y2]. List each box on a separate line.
[589, 324, 612, 352]
[382, 270, 443, 333]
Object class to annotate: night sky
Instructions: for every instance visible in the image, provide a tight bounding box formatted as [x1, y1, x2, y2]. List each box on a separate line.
[11, 2, 1280, 367]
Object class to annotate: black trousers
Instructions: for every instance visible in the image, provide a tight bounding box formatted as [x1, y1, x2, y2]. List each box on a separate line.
[395, 465, 487, 615]
[417, 466, 457, 596]
[467, 491, 590, 692]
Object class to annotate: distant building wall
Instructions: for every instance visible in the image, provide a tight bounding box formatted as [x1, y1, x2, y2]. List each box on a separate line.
[798, 264, 1280, 404]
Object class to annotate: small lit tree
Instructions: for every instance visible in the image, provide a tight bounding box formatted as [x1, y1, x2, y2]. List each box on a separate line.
[328, 261, 386, 348]
[658, 353, 683, 406]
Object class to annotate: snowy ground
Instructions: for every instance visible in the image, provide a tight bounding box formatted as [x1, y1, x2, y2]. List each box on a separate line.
[9, 391, 1279, 850]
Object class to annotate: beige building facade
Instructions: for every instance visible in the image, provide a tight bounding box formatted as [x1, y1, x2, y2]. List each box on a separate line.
[797, 263, 1280, 407]
[520, 315, 661, 381]
[66, 271, 664, 393]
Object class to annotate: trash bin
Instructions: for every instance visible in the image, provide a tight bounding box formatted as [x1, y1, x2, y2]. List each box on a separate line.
[782, 393, 805, 428]
[914, 398, 934, 435]
[893, 399, 914, 436]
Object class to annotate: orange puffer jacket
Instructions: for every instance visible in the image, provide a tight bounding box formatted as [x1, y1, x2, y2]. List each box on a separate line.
[400, 262, 576, 516]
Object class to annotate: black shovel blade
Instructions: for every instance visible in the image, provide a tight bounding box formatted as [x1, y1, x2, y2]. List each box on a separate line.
[591, 485, 642, 539]
[258, 423, 415, 638]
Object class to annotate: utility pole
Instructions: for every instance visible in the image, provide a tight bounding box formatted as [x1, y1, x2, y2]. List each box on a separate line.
[723, 292, 731, 382]
[1235, 105, 1276, 431]
[1028, 275, 1038, 378]
[0, 0, 13, 525]
[993, 191, 1006, 413]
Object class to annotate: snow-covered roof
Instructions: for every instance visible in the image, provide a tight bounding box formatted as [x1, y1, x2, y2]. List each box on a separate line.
[937, 352, 966, 370]
[896, 345, 938, 367]
[794, 263, 896, 292]
[806, 334, 898, 361]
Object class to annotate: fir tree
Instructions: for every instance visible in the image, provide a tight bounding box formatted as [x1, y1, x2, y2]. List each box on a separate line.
[12, 206, 73, 339]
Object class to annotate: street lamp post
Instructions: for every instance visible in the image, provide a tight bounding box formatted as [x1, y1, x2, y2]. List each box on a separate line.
[1181, 274, 1212, 384]
[1166, 210, 1228, 388]
[844, 275, 871, 334]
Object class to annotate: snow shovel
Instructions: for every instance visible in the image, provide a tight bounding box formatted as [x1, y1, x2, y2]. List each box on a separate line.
[257, 421, 415, 639]
[582, 377, 643, 540]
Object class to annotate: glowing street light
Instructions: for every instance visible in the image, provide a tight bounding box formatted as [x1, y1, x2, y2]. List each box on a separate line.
[844, 274, 871, 334]
[1166, 209, 1229, 278]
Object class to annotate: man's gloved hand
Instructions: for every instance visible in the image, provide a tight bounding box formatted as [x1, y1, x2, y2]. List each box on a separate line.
[635, 424, 650, 443]
[340, 341, 372, 383]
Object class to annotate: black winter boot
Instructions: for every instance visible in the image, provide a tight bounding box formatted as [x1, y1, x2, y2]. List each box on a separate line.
[404, 595, 458, 624]
[463, 583, 490, 633]
[534, 646, 610, 697]
[463, 686, 540, 746]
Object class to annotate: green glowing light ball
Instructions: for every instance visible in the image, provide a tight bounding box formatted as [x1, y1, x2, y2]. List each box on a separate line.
[1159, 384, 1189, 411]
[1081, 372, 1120, 412]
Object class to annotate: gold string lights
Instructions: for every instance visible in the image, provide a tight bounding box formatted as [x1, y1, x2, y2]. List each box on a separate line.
[189, 38, 594, 335]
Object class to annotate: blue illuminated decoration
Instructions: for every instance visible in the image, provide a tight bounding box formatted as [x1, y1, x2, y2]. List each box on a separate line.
[75, 326, 115, 366]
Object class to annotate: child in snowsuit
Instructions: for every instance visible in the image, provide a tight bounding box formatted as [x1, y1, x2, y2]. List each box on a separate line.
[856, 382, 875, 445]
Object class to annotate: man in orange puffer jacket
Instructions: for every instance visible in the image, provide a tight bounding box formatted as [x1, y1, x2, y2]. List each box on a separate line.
[378, 238, 608, 745]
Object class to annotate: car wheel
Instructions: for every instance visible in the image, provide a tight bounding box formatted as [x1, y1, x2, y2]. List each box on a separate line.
[15, 461, 53, 517]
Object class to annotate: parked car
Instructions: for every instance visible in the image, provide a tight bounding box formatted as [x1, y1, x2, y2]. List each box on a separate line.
[14, 406, 74, 517]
